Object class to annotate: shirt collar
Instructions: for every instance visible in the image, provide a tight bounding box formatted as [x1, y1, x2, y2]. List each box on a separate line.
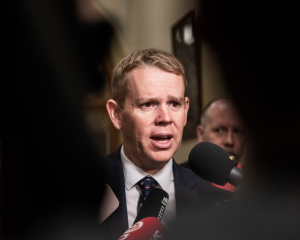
[120, 145, 174, 192]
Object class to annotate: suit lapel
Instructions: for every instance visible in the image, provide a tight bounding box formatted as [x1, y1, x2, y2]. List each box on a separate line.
[173, 159, 198, 216]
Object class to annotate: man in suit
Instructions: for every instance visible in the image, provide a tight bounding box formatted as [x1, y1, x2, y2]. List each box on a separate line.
[100, 48, 211, 239]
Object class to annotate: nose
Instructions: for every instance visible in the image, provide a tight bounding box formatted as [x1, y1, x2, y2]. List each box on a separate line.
[155, 105, 172, 125]
[224, 131, 234, 146]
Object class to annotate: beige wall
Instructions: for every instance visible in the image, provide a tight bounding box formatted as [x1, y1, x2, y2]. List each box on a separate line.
[129, 0, 198, 53]
[94, 0, 230, 163]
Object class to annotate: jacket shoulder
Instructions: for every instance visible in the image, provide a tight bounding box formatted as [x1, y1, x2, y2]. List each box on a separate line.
[173, 159, 211, 187]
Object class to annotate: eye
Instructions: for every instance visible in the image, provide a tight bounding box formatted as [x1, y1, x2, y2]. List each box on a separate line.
[233, 129, 244, 135]
[142, 102, 152, 107]
[170, 101, 180, 107]
[213, 128, 222, 133]
[234, 130, 242, 134]
[213, 128, 227, 134]
[141, 102, 155, 108]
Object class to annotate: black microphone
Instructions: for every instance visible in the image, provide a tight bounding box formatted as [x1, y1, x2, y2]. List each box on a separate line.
[188, 142, 242, 187]
[133, 188, 169, 224]
[118, 189, 168, 240]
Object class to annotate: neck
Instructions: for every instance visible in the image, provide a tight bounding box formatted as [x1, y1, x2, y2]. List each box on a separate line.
[139, 163, 168, 174]
[123, 146, 170, 174]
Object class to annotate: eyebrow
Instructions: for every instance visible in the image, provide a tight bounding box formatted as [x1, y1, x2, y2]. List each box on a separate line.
[167, 95, 185, 103]
[135, 97, 157, 105]
[135, 96, 185, 104]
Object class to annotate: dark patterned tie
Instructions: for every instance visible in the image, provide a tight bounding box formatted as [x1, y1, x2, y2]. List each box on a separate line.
[137, 176, 157, 211]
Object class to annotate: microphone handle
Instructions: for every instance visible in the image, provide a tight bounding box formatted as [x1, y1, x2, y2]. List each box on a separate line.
[227, 167, 242, 187]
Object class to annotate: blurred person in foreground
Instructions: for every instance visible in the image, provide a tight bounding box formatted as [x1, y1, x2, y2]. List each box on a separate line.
[182, 98, 245, 192]
[2, 1, 110, 239]
[166, 1, 300, 240]
[99, 48, 213, 239]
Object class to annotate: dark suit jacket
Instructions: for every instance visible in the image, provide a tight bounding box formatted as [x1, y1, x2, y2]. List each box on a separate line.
[99, 146, 212, 240]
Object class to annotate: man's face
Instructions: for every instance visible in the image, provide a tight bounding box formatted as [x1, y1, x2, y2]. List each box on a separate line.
[197, 101, 245, 160]
[119, 67, 189, 173]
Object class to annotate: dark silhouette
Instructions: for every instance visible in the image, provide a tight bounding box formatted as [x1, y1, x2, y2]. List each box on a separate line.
[2, 1, 113, 239]
[167, 1, 300, 239]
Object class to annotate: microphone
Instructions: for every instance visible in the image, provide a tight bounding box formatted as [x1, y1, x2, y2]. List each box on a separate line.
[118, 217, 166, 240]
[133, 188, 169, 224]
[188, 142, 242, 187]
[118, 188, 169, 240]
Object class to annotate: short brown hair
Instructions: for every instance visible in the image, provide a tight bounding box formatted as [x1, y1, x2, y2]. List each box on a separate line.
[111, 48, 187, 108]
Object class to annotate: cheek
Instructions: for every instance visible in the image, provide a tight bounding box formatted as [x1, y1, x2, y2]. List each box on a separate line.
[122, 117, 133, 130]
[236, 140, 245, 149]
[206, 135, 224, 146]
[175, 113, 188, 129]
[204, 131, 217, 141]
[122, 115, 147, 136]
[212, 140, 223, 146]
[121, 115, 137, 138]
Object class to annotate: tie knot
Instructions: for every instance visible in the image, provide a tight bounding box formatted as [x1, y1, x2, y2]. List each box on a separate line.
[137, 176, 157, 193]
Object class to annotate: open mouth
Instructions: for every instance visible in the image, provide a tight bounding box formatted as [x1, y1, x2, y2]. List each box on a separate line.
[151, 136, 171, 143]
[150, 134, 173, 149]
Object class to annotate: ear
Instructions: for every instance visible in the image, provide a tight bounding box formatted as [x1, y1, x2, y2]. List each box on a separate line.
[106, 99, 122, 130]
[196, 125, 204, 142]
[183, 97, 190, 126]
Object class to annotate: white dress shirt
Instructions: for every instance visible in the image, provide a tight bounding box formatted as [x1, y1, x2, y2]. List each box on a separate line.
[120, 145, 176, 229]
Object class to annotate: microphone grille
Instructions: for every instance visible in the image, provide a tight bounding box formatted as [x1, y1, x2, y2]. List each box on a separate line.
[188, 142, 238, 185]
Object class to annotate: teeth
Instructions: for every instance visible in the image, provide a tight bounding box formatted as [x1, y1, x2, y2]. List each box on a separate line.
[157, 139, 169, 143]
[151, 136, 170, 143]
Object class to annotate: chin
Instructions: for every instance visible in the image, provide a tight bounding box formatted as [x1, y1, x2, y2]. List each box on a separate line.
[150, 152, 174, 164]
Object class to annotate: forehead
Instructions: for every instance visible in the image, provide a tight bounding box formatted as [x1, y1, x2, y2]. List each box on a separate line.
[206, 101, 243, 126]
[126, 66, 185, 95]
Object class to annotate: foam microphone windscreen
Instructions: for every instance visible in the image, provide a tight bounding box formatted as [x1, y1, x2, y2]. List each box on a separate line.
[188, 142, 238, 185]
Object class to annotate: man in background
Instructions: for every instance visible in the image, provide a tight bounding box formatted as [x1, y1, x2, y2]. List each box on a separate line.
[196, 98, 245, 161]
[182, 98, 245, 191]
